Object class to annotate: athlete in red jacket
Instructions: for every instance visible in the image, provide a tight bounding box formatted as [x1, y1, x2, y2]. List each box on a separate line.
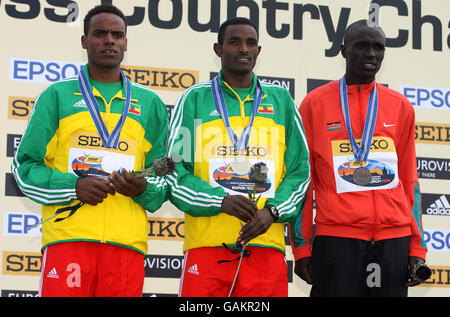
[290, 19, 427, 296]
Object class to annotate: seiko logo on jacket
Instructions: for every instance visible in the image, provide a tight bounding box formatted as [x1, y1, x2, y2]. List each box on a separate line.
[338, 139, 391, 154]
[78, 135, 130, 152]
[216, 145, 267, 157]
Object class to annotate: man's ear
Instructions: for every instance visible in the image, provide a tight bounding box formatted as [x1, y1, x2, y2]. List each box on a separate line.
[213, 43, 222, 58]
[81, 35, 87, 49]
[340, 44, 347, 58]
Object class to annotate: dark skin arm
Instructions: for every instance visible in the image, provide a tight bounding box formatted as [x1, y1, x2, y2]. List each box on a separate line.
[237, 207, 274, 246]
[75, 169, 147, 205]
[75, 176, 115, 205]
[108, 169, 147, 197]
[406, 256, 426, 286]
[294, 257, 312, 285]
[221, 195, 258, 223]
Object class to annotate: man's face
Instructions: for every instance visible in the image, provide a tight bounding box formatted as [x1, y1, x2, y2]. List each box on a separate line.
[81, 12, 127, 69]
[341, 26, 386, 84]
[214, 24, 261, 76]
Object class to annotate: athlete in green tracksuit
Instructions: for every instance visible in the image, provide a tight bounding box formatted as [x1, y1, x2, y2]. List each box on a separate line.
[12, 64, 169, 255]
[166, 17, 310, 296]
[11, 4, 169, 297]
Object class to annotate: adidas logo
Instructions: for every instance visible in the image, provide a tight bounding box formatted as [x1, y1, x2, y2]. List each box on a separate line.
[209, 109, 219, 116]
[73, 99, 87, 108]
[187, 264, 199, 275]
[426, 195, 450, 215]
[47, 268, 59, 279]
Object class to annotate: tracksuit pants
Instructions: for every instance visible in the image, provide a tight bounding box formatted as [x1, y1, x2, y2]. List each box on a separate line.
[310, 236, 410, 297]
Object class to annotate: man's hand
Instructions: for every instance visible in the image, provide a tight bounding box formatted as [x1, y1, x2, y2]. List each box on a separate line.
[294, 257, 312, 284]
[76, 177, 115, 205]
[237, 207, 274, 246]
[406, 256, 427, 287]
[221, 195, 258, 223]
[108, 169, 147, 197]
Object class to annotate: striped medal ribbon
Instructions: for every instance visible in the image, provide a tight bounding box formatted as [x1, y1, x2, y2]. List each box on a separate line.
[339, 75, 379, 186]
[211, 75, 263, 174]
[77, 66, 131, 149]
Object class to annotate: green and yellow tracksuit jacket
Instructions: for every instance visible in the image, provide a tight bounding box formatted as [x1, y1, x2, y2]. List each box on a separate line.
[167, 71, 311, 253]
[11, 65, 169, 255]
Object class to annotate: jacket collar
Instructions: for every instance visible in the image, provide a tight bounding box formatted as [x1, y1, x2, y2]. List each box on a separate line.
[218, 70, 258, 98]
[346, 77, 377, 94]
[217, 70, 268, 102]
[74, 64, 139, 102]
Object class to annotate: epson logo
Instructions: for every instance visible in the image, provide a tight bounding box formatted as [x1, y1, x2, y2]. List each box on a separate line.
[4, 212, 42, 236]
[422, 194, 450, 216]
[9, 58, 83, 83]
[9, 58, 199, 91]
[424, 230, 450, 252]
[402, 86, 450, 109]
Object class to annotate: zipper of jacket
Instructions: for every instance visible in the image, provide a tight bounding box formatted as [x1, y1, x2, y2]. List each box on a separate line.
[371, 192, 377, 245]
[99, 94, 111, 244]
[357, 84, 377, 244]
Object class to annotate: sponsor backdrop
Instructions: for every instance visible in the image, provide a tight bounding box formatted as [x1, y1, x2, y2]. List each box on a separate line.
[1, 0, 449, 297]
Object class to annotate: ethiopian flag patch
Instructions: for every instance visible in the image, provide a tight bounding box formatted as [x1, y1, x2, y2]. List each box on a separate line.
[129, 103, 141, 116]
[258, 104, 274, 114]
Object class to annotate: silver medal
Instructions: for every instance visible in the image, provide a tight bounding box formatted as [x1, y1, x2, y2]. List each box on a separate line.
[231, 156, 251, 175]
[102, 154, 123, 174]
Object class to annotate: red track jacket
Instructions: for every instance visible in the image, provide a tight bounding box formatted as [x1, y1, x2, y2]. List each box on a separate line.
[290, 79, 427, 261]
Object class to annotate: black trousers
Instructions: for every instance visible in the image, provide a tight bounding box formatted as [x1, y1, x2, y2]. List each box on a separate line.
[310, 236, 410, 297]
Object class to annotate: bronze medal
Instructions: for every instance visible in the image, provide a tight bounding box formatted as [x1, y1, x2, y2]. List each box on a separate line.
[353, 167, 372, 186]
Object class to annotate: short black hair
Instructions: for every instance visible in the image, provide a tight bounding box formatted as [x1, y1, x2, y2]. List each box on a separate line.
[217, 17, 258, 45]
[83, 4, 127, 36]
[343, 19, 385, 45]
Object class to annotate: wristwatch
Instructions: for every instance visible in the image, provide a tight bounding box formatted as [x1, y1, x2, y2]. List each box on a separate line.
[266, 204, 279, 221]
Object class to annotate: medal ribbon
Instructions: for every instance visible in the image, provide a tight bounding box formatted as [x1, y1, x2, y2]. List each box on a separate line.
[78, 66, 131, 149]
[211, 75, 263, 152]
[339, 75, 379, 161]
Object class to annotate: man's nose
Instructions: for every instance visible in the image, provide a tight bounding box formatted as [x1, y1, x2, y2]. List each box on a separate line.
[239, 43, 249, 54]
[365, 46, 376, 57]
[104, 30, 114, 43]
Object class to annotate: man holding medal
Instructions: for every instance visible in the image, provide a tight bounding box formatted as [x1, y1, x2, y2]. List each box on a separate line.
[290, 20, 428, 296]
[166, 17, 310, 296]
[12, 4, 169, 296]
